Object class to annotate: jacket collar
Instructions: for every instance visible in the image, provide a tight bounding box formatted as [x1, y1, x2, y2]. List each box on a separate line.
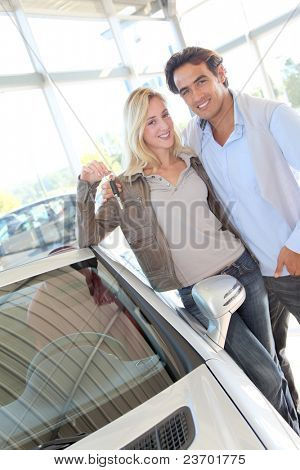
[121, 152, 196, 182]
[121, 172, 143, 183]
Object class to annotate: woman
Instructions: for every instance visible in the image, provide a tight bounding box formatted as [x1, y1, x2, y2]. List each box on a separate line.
[76, 87, 299, 433]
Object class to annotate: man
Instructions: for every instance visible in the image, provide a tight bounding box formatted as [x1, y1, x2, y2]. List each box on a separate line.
[164, 46, 300, 407]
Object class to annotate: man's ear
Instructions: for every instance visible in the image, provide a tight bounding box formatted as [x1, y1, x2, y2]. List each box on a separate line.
[217, 64, 227, 84]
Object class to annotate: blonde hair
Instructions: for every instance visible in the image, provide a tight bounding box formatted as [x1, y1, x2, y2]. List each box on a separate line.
[123, 87, 187, 177]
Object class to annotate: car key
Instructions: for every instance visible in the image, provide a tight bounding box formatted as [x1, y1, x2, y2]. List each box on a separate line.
[109, 178, 124, 210]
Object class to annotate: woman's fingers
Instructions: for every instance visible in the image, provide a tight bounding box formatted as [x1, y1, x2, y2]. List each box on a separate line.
[88, 161, 110, 179]
[80, 166, 95, 182]
[80, 161, 110, 184]
[101, 180, 122, 201]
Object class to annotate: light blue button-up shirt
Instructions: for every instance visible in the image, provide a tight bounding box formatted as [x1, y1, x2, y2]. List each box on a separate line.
[195, 95, 300, 277]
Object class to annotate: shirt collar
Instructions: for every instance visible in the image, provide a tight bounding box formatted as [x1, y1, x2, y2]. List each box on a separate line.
[178, 151, 193, 168]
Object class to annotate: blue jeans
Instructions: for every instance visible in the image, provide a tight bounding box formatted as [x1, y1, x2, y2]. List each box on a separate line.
[264, 275, 300, 408]
[179, 251, 300, 434]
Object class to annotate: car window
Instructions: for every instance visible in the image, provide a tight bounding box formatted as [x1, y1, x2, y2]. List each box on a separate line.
[27, 203, 50, 226]
[0, 195, 76, 271]
[47, 199, 64, 220]
[0, 258, 181, 450]
[13, 213, 32, 233]
[0, 222, 9, 241]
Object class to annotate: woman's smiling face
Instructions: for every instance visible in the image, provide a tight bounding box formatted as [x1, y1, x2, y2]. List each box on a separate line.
[142, 96, 175, 154]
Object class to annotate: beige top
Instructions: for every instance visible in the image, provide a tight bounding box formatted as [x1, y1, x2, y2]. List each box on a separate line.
[144, 154, 244, 287]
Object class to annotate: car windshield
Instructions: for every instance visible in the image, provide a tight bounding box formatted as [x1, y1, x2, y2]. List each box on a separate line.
[0, 258, 181, 450]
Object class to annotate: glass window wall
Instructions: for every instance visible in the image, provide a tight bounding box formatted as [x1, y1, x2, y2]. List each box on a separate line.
[55, 80, 129, 171]
[0, 89, 72, 206]
[240, 0, 299, 30]
[179, 0, 246, 50]
[222, 43, 269, 97]
[28, 17, 122, 72]
[0, 15, 34, 74]
[1, 0, 300, 270]
[256, 15, 300, 110]
[122, 20, 178, 73]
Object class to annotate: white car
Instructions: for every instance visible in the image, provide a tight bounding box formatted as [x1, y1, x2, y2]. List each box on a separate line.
[0, 245, 299, 450]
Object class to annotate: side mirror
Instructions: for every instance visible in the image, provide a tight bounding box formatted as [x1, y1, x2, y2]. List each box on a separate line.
[192, 275, 245, 348]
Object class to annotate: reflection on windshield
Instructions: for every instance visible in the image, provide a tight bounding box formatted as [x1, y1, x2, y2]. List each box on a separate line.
[0, 260, 177, 449]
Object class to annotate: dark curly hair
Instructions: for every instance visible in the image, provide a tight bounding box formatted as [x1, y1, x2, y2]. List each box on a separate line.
[165, 46, 229, 94]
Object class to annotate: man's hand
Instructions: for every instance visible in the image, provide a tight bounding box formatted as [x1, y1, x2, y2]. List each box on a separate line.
[101, 179, 122, 202]
[275, 246, 300, 277]
[80, 160, 110, 185]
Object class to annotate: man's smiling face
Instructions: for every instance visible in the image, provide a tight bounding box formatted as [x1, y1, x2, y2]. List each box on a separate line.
[173, 61, 228, 122]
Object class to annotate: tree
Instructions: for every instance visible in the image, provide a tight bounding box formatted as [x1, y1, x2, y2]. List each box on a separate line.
[0, 191, 21, 215]
[283, 58, 300, 108]
[80, 134, 122, 175]
[13, 167, 75, 207]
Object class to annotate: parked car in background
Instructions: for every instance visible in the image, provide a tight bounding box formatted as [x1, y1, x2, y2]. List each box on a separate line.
[0, 194, 76, 270]
[0, 245, 299, 451]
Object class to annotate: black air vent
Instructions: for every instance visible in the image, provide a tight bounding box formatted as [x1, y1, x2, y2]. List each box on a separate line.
[122, 407, 195, 450]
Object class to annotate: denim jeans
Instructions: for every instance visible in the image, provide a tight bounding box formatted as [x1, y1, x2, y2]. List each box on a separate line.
[264, 274, 300, 408]
[179, 251, 300, 434]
